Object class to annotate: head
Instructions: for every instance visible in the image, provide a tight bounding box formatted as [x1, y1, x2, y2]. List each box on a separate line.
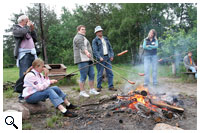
[188, 51, 192, 57]
[148, 29, 157, 39]
[32, 58, 45, 73]
[17, 15, 29, 26]
[94, 26, 103, 37]
[77, 25, 86, 35]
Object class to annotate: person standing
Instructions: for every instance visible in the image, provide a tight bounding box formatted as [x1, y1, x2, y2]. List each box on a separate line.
[183, 51, 197, 79]
[143, 29, 159, 86]
[13, 15, 38, 102]
[73, 25, 99, 97]
[92, 26, 116, 92]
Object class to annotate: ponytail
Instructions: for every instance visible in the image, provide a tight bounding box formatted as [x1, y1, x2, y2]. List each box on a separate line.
[24, 66, 33, 75]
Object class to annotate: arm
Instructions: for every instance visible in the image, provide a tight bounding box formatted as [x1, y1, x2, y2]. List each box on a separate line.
[148, 40, 158, 49]
[24, 73, 51, 91]
[183, 56, 191, 70]
[92, 39, 102, 60]
[143, 39, 152, 50]
[13, 25, 31, 38]
[107, 38, 114, 58]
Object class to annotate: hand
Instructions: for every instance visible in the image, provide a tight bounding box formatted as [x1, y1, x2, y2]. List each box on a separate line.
[110, 57, 113, 61]
[50, 79, 58, 84]
[85, 50, 91, 58]
[100, 57, 104, 62]
[43, 67, 49, 79]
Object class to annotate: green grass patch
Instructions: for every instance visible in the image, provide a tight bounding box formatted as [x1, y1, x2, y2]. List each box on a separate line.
[22, 123, 32, 130]
[46, 115, 61, 128]
[3, 67, 19, 83]
[3, 88, 18, 98]
[71, 87, 80, 92]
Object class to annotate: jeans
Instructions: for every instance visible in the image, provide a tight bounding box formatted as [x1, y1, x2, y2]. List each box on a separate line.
[189, 66, 197, 79]
[78, 61, 95, 83]
[25, 86, 67, 108]
[19, 53, 35, 77]
[144, 55, 158, 85]
[96, 56, 114, 89]
[18, 53, 35, 100]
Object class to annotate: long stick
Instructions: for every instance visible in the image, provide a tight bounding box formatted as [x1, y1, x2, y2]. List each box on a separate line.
[104, 60, 145, 76]
[92, 58, 135, 85]
[57, 62, 96, 81]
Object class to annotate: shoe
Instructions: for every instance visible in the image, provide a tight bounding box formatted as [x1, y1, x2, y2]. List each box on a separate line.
[97, 88, 102, 92]
[63, 110, 78, 117]
[89, 88, 100, 95]
[109, 87, 117, 91]
[66, 104, 78, 109]
[79, 91, 90, 97]
[18, 98, 25, 103]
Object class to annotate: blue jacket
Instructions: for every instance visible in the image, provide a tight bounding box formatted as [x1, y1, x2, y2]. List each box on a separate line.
[92, 36, 114, 60]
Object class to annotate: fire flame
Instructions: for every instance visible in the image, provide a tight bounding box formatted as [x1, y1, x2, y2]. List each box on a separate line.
[117, 85, 171, 113]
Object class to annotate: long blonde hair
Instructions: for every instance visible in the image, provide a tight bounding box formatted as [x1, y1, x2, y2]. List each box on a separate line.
[25, 58, 44, 75]
[147, 29, 157, 40]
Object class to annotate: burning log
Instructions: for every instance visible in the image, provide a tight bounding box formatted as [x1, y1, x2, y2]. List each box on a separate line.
[149, 99, 184, 113]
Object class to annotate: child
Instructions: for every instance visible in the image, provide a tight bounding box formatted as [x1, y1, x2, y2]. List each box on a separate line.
[22, 58, 77, 117]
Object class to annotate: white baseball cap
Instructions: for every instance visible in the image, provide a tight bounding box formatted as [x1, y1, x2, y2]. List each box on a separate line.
[94, 26, 103, 33]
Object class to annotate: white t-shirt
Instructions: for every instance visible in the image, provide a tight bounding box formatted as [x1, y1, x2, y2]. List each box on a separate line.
[101, 38, 108, 55]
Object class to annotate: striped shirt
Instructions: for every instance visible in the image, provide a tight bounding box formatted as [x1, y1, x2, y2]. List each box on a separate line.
[22, 69, 50, 98]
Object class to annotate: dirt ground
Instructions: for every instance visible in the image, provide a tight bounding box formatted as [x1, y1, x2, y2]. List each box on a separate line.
[3, 76, 197, 130]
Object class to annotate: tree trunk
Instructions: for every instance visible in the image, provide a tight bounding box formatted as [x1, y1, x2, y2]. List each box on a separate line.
[39, 3, 48, 63]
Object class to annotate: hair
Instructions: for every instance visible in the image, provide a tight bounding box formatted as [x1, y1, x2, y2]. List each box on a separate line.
[25, 58, 44, 75]
[147, 29, 157, 40]
[77, 25, 85, 32]
[188, 51, 192, 54]
[17, 15, 28, 23]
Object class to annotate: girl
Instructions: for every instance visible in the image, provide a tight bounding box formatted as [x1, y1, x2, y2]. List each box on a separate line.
[22, 58, 77, 117]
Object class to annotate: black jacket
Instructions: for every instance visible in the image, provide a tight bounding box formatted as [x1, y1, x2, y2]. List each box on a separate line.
[12, 24, 37, 59]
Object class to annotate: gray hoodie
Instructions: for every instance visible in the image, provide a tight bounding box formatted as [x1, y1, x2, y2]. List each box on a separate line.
[73, 33, 93, 64]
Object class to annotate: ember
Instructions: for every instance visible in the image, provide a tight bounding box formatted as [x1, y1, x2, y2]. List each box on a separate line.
[115, 85, 184, 120]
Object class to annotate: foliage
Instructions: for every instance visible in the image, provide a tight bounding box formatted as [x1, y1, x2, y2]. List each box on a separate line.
[3, 3, 197, 67]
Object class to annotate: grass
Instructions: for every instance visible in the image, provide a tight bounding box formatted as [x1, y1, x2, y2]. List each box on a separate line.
[4, 64, 190, 85]
[22, 123, 32, 130]
[46, 115, 61, 128]
[3, 88, 18, 98]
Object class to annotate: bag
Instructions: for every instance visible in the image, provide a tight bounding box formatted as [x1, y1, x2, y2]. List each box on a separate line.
[35, 47, 41, 56]
[14, 71, 36, 93]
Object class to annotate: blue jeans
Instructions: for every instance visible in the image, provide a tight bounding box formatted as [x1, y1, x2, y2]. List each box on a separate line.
[78, 61, 95, 83]
[96, 56, 114, 89]
[189, 66, 197, 79]
[25, 86, 67, 108]
[144, 55, 158, 85]
[19, 53, 35, 100]
[19, 53, 35, 77]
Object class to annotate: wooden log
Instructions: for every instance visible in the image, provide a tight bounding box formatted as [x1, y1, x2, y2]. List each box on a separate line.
[150, 99, 184, 113]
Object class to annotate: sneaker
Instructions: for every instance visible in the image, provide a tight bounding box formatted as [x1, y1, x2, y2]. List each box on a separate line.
[109, 87, 117, 91]
[79, 91, 90, 97]
[18, 98, 25, 103]
[63, 110, 78, 117]
[97, 88, 102, 92]
[89, 88, 100, 95]
[66, 104, 78, 109]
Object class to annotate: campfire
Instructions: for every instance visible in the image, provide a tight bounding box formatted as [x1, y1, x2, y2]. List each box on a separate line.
[109, 85, 184, 122]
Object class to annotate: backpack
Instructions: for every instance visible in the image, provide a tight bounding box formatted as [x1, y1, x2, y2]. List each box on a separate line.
[14, 71, 36, 93]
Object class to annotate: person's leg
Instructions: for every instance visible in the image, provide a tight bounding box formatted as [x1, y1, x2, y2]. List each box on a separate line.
[104, 57, 114, 89]
[152, 55, 158, 85]
[88, 64, 99, 94]
[78, 62, 90, 97]
[144, 56, 150, 86]
[189, 66, 197, 79]
[19, 54, 35, 77]
[96, 62, 104, 89]
[88, 64, 95, 89]
[50, 86, 67, 100]
[18, 54, 35, 102]
[78, 62, 88, 91]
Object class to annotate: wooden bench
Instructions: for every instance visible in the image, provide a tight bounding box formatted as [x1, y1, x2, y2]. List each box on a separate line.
[182, 70, 196, 80]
